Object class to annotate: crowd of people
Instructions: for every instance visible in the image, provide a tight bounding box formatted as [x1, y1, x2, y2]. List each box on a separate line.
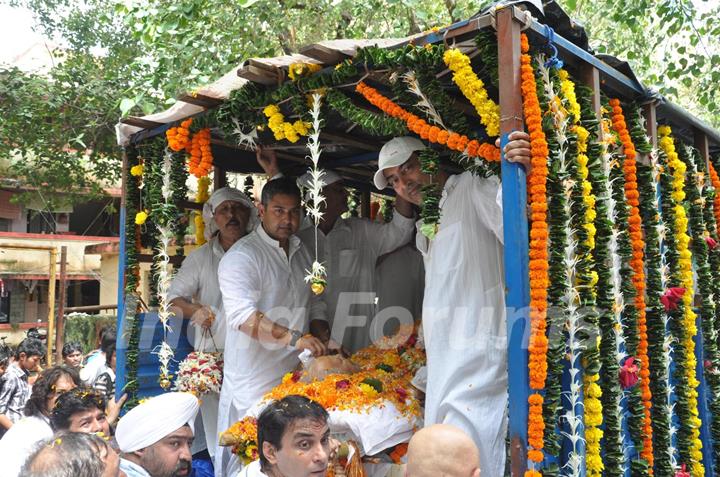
[0, 132, 530, 476]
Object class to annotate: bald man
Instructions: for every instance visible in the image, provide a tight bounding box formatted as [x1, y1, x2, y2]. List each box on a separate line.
[406, 424, 481, 477]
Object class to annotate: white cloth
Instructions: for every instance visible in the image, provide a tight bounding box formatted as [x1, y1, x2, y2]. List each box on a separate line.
[119, 458, 152, 477]
[0, 415, 53, 477]
[168, 236, 227, 351]
[168, 235, 227, 457]
[202, 187, 258, 241]
[80, 352, 108, 386]
[238, 460, 268, 477]
[416, 171, 508, 477]
[116, 392, 200, 453]
[296, 213, 415, 352]
[216, 224, 327, 476]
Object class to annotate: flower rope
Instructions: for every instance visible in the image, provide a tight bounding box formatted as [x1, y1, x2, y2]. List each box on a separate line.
[608, 98, 654, 470]
[194, 176, 210, 246]
[443, 48, 500, 137]
[355, 81, 500, 162]
[263, 104, 310, 143]
[302, 93, 328, 295]
[658, 125, 704, 476]
[188, 128, 213, 178]
[520, 33, 549, 476]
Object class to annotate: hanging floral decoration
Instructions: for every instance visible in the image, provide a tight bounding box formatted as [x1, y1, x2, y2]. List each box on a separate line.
[658, 125, 704, 476]
[418, 148, 441, 240]
[188, 128, 213, 178]
[302, 93, 328, 295]
[519, 33, 549, 475]
[287, 62, 322, 81]
[355, 82, 500, 162]
[263, 104, 310, 143]
[194, 176, 210, 246]
[443, 48, 500, 137]
[708, 162, 720, 229]
[166, 118, 193, 152]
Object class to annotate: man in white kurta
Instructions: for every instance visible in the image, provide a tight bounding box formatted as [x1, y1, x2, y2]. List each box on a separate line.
[374, 135, 530, 477]
[216, 177, 330, 477]
[257, 149, 416, 353]
[169, 187, 258, 460]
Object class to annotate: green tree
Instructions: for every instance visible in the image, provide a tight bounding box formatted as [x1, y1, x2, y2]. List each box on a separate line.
[1, 0, 717, 202]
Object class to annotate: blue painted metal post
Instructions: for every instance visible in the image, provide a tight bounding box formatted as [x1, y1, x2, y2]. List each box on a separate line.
[115, 147, 129, 401]
[497, 7, 530, 476]
[694, 312, 714, 473]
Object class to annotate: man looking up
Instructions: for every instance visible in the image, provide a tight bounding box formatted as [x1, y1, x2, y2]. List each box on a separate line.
[50, 386, 112, 437]
[239, 395, 332, 477]
[373, 132, 531, 476]
[217, 177, 330, 476]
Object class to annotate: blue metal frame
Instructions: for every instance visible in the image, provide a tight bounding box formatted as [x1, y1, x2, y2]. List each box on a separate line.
[501, 133, 530, 465]
[114, 191, 127, 401]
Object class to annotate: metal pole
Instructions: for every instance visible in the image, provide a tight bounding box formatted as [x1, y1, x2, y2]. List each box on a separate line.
[46, 248, 57, 366]
[55, 246, 67, 364]
[497, 6, 529, 476]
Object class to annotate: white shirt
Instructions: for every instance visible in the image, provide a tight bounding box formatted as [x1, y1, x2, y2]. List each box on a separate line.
[167, 236, 227, 351]
[296, 212, 414, 352]
[237, 460, 268, 477]
[168, 236, 229, 458]
[416, 171, 507, 477]
[0, 414, 53, 477]
[119, 458, 152, 477]
[216, 224, 326, 476]
[80, 352, 108, 386]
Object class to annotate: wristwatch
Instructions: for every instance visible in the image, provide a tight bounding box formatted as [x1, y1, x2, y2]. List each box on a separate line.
[288, 329, 303, 347]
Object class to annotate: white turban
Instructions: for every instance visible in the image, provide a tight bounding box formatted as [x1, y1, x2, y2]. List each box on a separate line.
[116, 392, 200, 453]
[201, 187, 258, 241]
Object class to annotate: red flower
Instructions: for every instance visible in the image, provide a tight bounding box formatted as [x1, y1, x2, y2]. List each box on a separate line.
[335, 380, 351, 390]
[619, 357, 640, 389]
[396, 387, 408, 401]
[706, 236, 718, 250]
[660, 287, 686, 311]
[291, 370, 302, 383]
[405, 334, 417, 347]
[675, 464, 690, 477]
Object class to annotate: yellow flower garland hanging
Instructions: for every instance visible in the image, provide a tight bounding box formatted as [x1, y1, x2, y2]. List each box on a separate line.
[263, 104, 310, 143]
[443, 49, 500, 137]
[194, 176, 211, 246]
[658, 125, 705, 476]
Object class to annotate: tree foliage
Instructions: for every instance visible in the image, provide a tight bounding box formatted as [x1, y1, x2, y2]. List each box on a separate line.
[1, 0, 717, 202]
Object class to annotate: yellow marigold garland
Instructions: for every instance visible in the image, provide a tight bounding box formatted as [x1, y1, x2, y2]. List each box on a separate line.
[584, 373, 604, 476]
[263, 104, 310, 143]
[194, 176, 210, 246]
[443, 48, 500, 137]
[520, 33, 549, 475]
[659, 125, 705, 476]
[563, 71, 603, 475]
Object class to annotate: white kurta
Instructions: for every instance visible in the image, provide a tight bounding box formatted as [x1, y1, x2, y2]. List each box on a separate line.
[296, 213, 414, 352]
[416, 171, 508, 477]
[216, 225, 327, 477]
[0, 414, 53, 477]
[167, 236, 227, 459]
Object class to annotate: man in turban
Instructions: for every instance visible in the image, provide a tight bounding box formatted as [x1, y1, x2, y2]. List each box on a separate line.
[116, 392, 200, 477]
[169, 186, 257, 459]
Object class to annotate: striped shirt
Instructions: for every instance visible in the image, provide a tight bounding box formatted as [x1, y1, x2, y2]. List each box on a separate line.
[0, 363, 31, 428]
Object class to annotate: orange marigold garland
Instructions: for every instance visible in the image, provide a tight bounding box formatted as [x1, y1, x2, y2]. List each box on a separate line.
[188, 128, 213, 178]
[608, 98, 654, 470]
[355, 81, 500, 163]
[166, 118, 192, 152]
[520, 33, 550, 475]
[709, 162, 720, 230]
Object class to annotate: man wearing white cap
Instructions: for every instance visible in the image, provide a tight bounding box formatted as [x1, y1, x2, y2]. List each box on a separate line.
[169, 186, 257, 460]
[257, 147, 415, 352]
[374, 132, 531, 477]
[116, 392, 200, 477]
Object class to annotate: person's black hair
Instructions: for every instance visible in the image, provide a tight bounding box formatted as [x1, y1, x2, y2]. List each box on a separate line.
[61, 342, 83, 358]
[261, 177, 301, 206]
[21, 431, 111, 477]
[100, 330, 116, 356]
[104, 343, 116, 367]
[0, 343, 11, 367]
[25, 365, 81, 417]
[16, 337, 46, 359]
[50, 386, 106, 431]
[257, 395, 329, 468]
